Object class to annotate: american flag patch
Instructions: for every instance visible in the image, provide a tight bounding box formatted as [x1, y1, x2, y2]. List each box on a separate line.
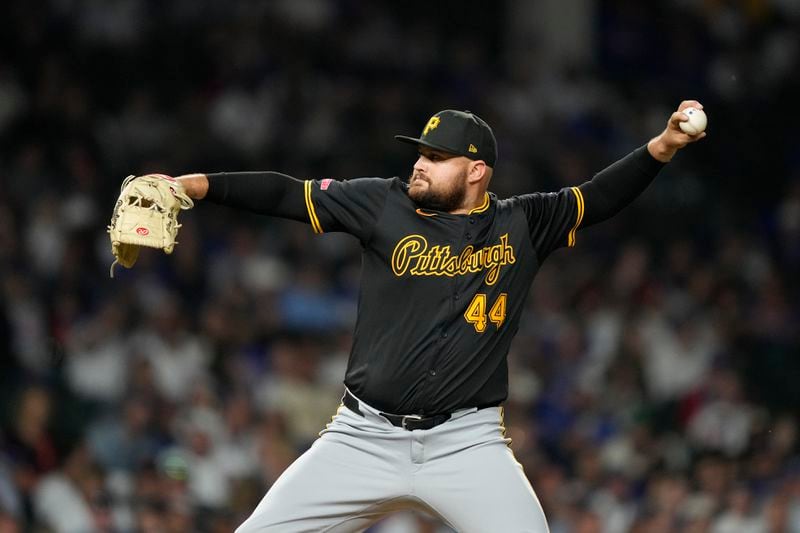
[320, 178, 333, 190]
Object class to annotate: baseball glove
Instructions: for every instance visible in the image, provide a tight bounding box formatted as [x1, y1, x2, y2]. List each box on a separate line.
[107, 173, 194, 277]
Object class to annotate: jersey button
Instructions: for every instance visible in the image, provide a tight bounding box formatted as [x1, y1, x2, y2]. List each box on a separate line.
[429, 369, 437, 376]
[465, 233, 472, 240]
[469, 218, 475, 224]
[454, 294, 460, 300]
[442, 332, 448, 339]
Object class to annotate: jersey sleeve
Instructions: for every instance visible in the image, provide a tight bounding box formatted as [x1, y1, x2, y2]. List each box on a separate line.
[516, 186, 585, 258]
[303, 177, 393, 242]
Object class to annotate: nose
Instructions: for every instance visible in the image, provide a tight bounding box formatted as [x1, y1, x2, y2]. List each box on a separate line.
[413, 155, 427, 173]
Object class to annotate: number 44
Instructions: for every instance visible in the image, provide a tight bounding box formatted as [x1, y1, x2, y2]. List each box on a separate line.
[463, 293, 507, 333]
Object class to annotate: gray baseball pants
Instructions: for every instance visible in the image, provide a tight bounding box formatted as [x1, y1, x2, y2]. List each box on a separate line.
[236, 389, 549, 532]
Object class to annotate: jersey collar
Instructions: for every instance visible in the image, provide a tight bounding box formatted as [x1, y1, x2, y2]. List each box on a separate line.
[468, 193, 490, 215]
[414, 192, 493, 218]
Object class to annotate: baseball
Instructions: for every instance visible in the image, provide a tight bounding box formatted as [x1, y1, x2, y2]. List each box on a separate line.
[679, 107, 707, 135]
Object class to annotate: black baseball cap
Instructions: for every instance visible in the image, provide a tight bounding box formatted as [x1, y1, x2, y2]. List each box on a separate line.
[395, 109, 498, 168]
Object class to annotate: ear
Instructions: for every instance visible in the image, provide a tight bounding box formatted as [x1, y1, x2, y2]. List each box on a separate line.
[467, 161, 488, 185]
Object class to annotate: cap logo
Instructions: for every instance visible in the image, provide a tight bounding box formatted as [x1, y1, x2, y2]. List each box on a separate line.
[468, 144, 478, 153]
[422, 116, 441, 136]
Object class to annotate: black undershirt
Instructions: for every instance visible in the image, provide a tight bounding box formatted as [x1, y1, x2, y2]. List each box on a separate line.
[205, 171, 307, 221]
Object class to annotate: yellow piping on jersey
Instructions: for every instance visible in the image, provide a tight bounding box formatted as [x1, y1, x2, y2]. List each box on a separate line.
[468, 193, 490, 214]
[304, 180, 323, 234]
[567, 187, 585, 247]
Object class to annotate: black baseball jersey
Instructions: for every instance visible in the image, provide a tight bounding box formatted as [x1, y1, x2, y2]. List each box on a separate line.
[303, 177, 584, 415]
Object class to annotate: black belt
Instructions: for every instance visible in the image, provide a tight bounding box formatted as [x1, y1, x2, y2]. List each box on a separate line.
[343, 390, 451, 431]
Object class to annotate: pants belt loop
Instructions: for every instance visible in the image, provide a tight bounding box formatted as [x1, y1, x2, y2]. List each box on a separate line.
[342, 389, 363, 417]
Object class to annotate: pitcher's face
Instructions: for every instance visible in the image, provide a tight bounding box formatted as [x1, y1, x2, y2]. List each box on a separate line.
[408, 147, 470, 212]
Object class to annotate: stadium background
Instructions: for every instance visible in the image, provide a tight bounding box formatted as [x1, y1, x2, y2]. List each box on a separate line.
[0, 1, 798, 531]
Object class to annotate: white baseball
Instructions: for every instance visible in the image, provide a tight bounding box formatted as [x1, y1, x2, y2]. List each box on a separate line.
[679, 107, 707, 135]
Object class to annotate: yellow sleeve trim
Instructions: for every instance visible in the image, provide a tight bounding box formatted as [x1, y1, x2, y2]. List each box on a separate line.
[304, 180, 323, 234]
[567, 187, 585, 247]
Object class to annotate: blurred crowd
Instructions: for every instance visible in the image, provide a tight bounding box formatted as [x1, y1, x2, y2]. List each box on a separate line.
[1, 1, 799, 532]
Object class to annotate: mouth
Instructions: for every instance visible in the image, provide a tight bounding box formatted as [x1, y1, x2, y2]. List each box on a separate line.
[410, 173, 429, 186]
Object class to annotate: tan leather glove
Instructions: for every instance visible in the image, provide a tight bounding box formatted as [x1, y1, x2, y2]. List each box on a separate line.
[107, 174, 194, 277]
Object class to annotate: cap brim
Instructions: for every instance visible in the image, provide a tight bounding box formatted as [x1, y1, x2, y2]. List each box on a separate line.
[395, 135, 425, 146]
[394, 135, 466, 157]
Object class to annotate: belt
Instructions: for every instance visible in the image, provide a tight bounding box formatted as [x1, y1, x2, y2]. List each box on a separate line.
[343, 390, 451, 431]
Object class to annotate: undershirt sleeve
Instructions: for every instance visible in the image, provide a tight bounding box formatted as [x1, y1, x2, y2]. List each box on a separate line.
[517, 144, 667, 256]
[577, 144, 666, 228]
[204, 171, 308, 222]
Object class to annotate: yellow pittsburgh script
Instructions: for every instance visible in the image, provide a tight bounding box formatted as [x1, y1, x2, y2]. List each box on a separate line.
[391, 234, 516, 285]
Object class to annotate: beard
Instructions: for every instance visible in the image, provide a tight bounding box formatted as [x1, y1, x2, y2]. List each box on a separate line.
[407, 170, 467, 212]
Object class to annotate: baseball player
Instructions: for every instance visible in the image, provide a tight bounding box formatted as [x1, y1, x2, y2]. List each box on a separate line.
[172, 101, 705, 532]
